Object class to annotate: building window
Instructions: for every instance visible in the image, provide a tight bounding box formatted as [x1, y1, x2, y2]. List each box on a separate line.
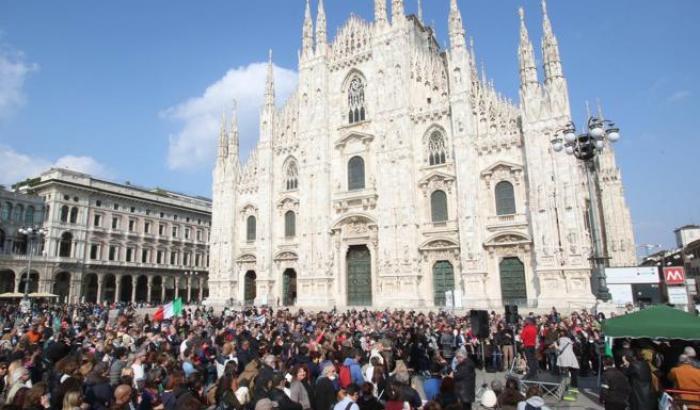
[60, 205, 69, 223]
[246, 216, 256, 241]
[109, 246, 117, 261]
[285, 211, 296, 238]
[94, 214, 102, 227]
[157, 250, 163, 264]
[348, 76, 366, 124]
[24, 206, 35, 224]
[285, 160, 299, 190]
[431, 190, 448, 223]
[159, 224, 165, 235]
[195, 254, 201, 267]
[495, 181, 516, 216]
[0, 202, 9, 221]
[128, 220, 135, 232]
[12, 204, 23, 222]
[348, 156, 365, 191]
[112, 217, 119, 230]
[170, 252, 177, 265]
[172, 226, 178, 238]
[185, 228, 190, 240]
[126, 248, 134, 262]
[428, 130, 447, 165]
[142, 249, 149, 263]
[69, 207, 78, 224]
[59, 232, 73, 257]
[90, 244, 99, 260]
[113, 203, 119, 210]
[130, 206, 135, 213]
[95, 200, 102, 207]
[196, 230, 202, 241]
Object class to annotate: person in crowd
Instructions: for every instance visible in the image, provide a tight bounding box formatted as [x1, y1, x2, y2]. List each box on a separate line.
[497, 378, 524, 410]
[435, 376, 459, 410]
[453, 348, 475, 410]
[315, 365, 338, 410]
[622, 352, 655, 410]
[356, 382, 382, 410]
[668, 353, 700, 406]
[289, 364, 313, 410]
[600, 356, 631, 410]
[520, 319, 538, 379]
[62, 389, 84, 410]
[555, 329, 580, 390]
[333, 383, 360, 410]
[516, 386, 551, 410]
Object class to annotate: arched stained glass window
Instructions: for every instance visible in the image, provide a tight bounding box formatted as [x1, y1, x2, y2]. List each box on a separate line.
[495, 181, 516, 215]
[431, 190, 448, 223]
[348, 77, 366, 124]
[348, 156, 365, 191]
[246, 216, 256, 242]
[285, 211, 296, 238]
[428, 131, 447, 165]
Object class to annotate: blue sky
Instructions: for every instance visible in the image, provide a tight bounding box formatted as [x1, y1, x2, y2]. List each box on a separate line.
[0, 0, 698, 252]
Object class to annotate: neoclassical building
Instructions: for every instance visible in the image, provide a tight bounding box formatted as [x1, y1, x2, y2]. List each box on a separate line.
[208, 0, 636, 309]
[2, 168, 210, 304]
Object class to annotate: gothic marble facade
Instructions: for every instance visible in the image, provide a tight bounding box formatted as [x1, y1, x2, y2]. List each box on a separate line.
[207, 0, 636, 309]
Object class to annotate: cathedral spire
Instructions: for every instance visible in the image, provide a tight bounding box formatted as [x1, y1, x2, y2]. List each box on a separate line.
[417, 0, 423, 24]
[375, 0, 388, 25]
[265, 50, 276, 108]
[315, 0, 327, 54]
[541, 0, 563, 83]
[228, 100, 239, 163]
[302, 0, 314, 58]
[518, 7, 538, 88]
[448, 0, 466, 49]
[217, 110, 228, 161]
[392, 0, 405, 26]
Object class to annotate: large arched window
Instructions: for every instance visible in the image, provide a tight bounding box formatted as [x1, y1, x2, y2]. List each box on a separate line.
[431, 190, 448, 223]
[0, 203, 10, 221]
[428, 131, 447, 165]
[285, 211, 296, 238]
[69, 207, 79, 224]
[495, 181, 516, 215]
[0, 229, 5, 252]
[246, 216, 256, 242]
[59, 232, 73, 257]
[24, 206, 35, 224]
[285, 160, 298, 191]
[12, 204, 23, 222]
[348, 156, 365, 191]
[60, 206, 69, 223]
[348, 76, 366, 124]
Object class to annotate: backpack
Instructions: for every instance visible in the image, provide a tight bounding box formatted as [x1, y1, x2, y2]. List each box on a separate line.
[339, 365, 352, 388]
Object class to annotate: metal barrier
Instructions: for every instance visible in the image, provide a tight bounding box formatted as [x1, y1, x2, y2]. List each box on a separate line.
[664, 389, 700, 410]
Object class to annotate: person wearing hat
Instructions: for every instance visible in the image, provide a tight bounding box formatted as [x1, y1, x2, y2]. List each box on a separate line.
[669, 353, 700, 407]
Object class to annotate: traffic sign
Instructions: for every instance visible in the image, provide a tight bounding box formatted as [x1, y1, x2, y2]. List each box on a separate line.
[664, 267, 686, 285]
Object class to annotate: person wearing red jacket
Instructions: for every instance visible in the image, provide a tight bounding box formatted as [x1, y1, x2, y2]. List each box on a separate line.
[520, 318, 538, 379]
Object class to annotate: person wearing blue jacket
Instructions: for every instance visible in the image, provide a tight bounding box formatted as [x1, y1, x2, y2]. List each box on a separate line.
[344, 351, 365, 386]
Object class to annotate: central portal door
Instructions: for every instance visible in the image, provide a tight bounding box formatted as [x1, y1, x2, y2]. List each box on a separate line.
[244, 271, 256, 305]
[346, 245, 371, 306]
[433, 261, 455, 306]
[282, 269, 297, 306]
[499, 257, 527, 306]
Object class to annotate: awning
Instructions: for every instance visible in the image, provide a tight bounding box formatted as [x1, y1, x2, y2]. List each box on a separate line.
[0, 292, 24, 298]
[28, 292, 59, 298]
[602, 305, 700, 340]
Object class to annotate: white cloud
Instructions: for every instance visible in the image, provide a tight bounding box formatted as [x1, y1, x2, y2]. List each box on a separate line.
[0, 43, 38, 120]
[667, 90, 691, 103]
[162, 62, 298, 170]
[0, 145, 110, 186]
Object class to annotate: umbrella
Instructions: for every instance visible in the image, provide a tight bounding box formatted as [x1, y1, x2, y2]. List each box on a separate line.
[28, 292, 59, 298]
[0, 292, 25, 298]
[602, 305, 700, 340]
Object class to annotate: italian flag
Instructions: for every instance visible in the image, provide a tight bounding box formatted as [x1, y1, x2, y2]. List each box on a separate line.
[153, 298, 183, 321]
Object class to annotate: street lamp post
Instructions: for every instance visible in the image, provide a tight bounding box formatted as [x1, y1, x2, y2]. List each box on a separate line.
[17, 226, 47, 312]
[551, 116, 621, 302]
[184, 270, 199, 305]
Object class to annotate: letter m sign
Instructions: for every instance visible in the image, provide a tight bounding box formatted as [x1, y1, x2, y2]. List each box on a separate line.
[664, 267, 686, 285]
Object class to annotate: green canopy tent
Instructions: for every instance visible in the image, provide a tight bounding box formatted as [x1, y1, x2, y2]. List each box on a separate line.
[602, 305, 700, 340]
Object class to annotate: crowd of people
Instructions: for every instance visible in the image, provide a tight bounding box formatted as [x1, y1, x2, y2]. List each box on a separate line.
[0, 302, 697, 410]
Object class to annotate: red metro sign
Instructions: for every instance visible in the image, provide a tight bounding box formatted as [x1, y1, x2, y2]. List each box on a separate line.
[663, 267, 686, 285]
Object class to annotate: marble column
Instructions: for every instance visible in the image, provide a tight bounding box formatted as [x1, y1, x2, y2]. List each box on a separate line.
[131, 276, 137, 304]
[161, 279, 166, 303]
[197, 277, 202, 303]
[97, 274, 104, 304]
[147, 276, 153, 304]
[175, 277, 180, 298]
[186, 277, 192, 304]
[115, 274, 122, 303]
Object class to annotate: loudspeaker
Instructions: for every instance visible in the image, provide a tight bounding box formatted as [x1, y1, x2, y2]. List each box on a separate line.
[470, 310, 490, 338]
[505, 305, 519, 324]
